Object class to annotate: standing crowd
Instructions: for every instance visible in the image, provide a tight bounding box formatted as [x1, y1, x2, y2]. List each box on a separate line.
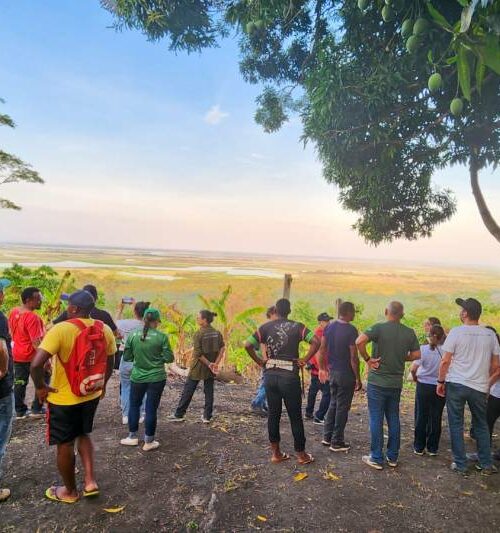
[0, 281, 499, 504]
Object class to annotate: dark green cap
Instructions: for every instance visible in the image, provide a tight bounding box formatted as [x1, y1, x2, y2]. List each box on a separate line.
[143, 307, 161, 321]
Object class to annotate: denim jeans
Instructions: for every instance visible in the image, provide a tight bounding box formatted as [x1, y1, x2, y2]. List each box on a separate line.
[0, 392, 14, 481]
[323, 371, 355, 445]
[305, 375, 331, 420]
[367, 383, 402, 464]
[446, 382, 491, 470]
[251, 375, 267, 410]
[129, 380, 166, 441]
[14, 362, 47, 415]
[413, 381, 445, 454]
[264, 370, 305, 452]
[175, 378, 215, 420]
[119, 360, 145, 418]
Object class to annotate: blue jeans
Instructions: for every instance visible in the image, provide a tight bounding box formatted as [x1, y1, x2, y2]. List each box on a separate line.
[119, 360, 145, 418]
[305, 375, 331, 420]
[251, 376, 267, 410]
[129, 380, 166, 441]
[0, 392, 14, 481]
[446, 382, 491, 470]
[367, 383, 401, 464]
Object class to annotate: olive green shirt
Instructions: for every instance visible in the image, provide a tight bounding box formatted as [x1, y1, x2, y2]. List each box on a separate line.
[123, 327, 174, 383]
[188, 325, 224, 381]
[365, 321, 420, 389]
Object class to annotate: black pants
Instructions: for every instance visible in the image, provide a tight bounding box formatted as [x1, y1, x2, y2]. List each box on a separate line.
[264, 370, 305, 452]
[175, 377, 214, 419]
[14, 362, 47, 415]
[487, 394, 500, 439]
[414, 381, 446, 453]
[323, 371, 355, 445]
[305, 375, 331, 420]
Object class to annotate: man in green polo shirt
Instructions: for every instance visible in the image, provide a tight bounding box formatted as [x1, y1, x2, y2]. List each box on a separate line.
[356, 301, 420, 469]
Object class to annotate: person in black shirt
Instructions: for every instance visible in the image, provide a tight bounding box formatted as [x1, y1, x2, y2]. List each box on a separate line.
[0, 279, 14, 502]
[245, 298, 320, 465]
[52, 284, 118, 334]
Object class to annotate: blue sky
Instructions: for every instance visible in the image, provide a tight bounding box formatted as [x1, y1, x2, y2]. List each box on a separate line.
[0, 1, 499, 266]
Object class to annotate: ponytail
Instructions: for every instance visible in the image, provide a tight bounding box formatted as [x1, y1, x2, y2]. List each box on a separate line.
[141, 311, 155, 341]
[200, 309, 217, 324]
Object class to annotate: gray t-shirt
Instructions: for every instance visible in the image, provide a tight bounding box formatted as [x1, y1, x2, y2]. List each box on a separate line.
[442, 325, 500, 393]
[415, 343, 443, 386]
[117, 318, 143, 351]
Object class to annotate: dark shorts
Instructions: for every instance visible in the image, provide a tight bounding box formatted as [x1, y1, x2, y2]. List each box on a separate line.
[47, 398, 100, 445]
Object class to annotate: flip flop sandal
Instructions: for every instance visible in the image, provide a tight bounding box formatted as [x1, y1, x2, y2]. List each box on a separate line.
[45, 486, 79, 504]
[271, 452, 290, 464]
[297, 453, 315, 465]
[83, 487, 100, 498]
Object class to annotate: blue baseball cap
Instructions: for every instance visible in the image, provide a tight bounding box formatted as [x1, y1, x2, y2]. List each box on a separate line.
[68, 290, 95, 311]
[0, 279, 11, 292]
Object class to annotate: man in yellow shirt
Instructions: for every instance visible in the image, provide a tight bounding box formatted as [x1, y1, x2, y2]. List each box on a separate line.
[30, 290, 116, 503]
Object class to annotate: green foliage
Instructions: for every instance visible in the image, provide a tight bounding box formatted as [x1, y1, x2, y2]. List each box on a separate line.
[0, 99, 43, 210]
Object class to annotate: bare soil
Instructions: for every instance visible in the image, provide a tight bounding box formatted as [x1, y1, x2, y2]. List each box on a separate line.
[1, 376, 499, 533]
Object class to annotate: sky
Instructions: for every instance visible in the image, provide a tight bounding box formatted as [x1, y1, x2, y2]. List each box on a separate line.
[0, 1, 499, 267]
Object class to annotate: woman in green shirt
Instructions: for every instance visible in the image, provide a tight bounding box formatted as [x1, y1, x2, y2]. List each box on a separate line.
[169, 310, 224, 423]
[120, 308, 173, 451]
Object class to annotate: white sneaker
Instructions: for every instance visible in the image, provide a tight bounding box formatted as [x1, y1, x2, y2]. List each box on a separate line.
[143, 441, 160, 451]
[139, 416, 145, 424]
[167, 414, 185, 422]
[120, 437, 139, 446]
[201, 416, 212, 424]
[122, 416, 128, 425]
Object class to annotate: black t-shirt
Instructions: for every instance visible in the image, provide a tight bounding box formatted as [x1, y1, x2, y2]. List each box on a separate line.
[53, 307, 117, 332]
[250, 319, 314, 361]
[0, 310, 13, 399]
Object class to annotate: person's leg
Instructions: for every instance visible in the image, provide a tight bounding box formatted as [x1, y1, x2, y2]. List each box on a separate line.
[14, 362, 29, 416]
[174, 378, 199, 417]
[281, 373, 307, 456]
[332, 374, 355, 446]
[467, 387, 492, 469]
[427, 385, 446, 454]
[77, 435, 96, 491]
[323, 379, 338, 444]
[315, 380, 331, 421]
[446, 382, 468, 471]
[0, 393, 14, 483]
[414, 382, 430, 453]
[385, 387, 402, 463]
[144, 380, 166, 442]
[264, 373, 285, 460]
[203, 378, 214, 420]
[55, 441, 79, 498]
[128, 382, 147, 437]
[486, 395, 500, 440]
[119, 360, 133, 419]
[305, 375, 319, 417]
[366, 384, 385, 464]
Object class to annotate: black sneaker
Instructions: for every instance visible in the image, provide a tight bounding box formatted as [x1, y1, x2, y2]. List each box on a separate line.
[451, 462, 469, 477]
[330, 442, 351, 452]
[304, 413, 314, 420]
[475, 464, 498, 476]
[313, 417, 324, 426]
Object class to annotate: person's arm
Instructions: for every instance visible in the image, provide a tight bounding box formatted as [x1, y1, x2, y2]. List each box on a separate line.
[0, 338, 8, 379]
[26, 314, 44, 351]
[350, 344, 362, 390]
[318, 336, 329, 383]
[161, 334, 175, 364]
[122, 333, 134, 362]
[406, 349, 421, 362]
[436, 352, 453, 397]
[355, 332, 381, 370]
[297, 335, 321, 366]
[30, 348, 57, 403]
[488, 354, 500, 388]
[410, 361, 419, 382]
[244, 331, 265, 368]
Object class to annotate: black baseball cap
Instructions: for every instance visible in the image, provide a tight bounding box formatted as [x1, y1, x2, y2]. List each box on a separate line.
[69, 290, 96, 312]
[455, 297, 482, 318]
[317, 312, 333, 322]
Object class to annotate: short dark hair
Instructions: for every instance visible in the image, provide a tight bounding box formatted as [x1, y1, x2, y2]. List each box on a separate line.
[82, 284, 98, 300]
[429, 324, 445, 340]
[134, 301, 150, 319]
[21, 287, 40, 304]
[427, 317, 441, 326]
[266, 306, 276, 319]
[275, 298, 291, 318]
[200, 309, 217, 324]
[339, 301, 355, 317]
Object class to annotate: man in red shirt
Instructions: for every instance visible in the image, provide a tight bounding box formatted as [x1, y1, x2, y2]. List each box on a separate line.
[8, 287, 46, 419]
[305, 313, 332, 424]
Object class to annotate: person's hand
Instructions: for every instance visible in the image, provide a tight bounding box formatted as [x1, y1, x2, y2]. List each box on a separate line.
[318, 369, 329, 384]
[436, 383, 446, 397]
[296, 358, 307, 368]
[0, 369, 6, 380]
[355, 379, 363, 391]
[35, 385, 57, 403]
[209, 363, 219, 375]
[366, 357, 381, 370]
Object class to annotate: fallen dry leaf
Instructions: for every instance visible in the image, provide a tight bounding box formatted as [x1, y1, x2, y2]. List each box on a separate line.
[257, 515, 267, 522]
[294, 472, 308, 482]
[323, 471, 341, 481]
[460, 491, 473, 496]
[103, 506, 125, 513]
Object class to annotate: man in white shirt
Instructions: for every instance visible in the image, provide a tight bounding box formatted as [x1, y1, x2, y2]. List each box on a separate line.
[437, 298, 500, 476]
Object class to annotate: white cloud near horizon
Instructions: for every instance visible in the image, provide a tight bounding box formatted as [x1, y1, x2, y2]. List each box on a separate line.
[203, 104, 229, 125]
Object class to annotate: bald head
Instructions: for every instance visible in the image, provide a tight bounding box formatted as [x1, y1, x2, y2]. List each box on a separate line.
[386, 301, 404, 321]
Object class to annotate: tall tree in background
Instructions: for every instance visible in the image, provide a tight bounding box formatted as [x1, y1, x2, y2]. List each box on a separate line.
[102, 0, 500, 244]
[0, 99, 43, 209]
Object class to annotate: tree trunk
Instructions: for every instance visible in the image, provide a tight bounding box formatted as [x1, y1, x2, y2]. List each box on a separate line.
[470, 150, 500, 243]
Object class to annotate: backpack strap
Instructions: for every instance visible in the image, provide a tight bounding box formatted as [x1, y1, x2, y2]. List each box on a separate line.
[67, 318, 88, 331]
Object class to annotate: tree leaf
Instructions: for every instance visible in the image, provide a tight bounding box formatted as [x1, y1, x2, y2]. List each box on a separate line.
[477, 36, 500, 74]
[457, 45, 472, 101]
[103, 506, 125, 513]
[475, 57, 485, 94]
[426, 3, 453, 31]
[460, 0, 479, 33]
[323, 470, 341, 481]
[293, 472, 308, 481]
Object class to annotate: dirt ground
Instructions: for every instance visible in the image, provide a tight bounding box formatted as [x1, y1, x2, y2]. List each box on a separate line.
[1, 374, 499, 533]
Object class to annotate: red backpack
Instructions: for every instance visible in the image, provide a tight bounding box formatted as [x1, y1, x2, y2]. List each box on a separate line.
[59, 319, 108, 397]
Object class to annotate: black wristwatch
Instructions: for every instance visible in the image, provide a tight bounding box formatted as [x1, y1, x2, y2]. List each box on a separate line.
[437, 380, 445, 384]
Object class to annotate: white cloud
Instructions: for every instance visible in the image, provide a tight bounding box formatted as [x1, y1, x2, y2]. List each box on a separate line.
[203, 104, 229, 125]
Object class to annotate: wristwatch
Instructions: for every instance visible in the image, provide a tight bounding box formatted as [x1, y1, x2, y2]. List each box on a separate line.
[437, 379, 445, 384]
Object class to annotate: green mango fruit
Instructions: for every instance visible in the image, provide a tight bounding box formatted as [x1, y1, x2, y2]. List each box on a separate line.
[358, 0, 369, 11]
[406, 35, 419, 54]
[428, 73, 442, 92]
[382, 6, 394, 22]
[413, 18, 429, 35]
[450, 98, 464, 116]
[401, 19, 413, 37]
